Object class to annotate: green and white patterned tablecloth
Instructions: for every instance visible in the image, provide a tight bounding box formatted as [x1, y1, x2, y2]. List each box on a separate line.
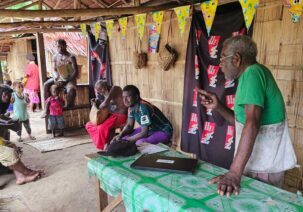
[87, 147, 303, 212]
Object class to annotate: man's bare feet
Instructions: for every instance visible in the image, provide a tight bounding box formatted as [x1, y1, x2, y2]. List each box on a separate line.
[16, 171, 40, 185]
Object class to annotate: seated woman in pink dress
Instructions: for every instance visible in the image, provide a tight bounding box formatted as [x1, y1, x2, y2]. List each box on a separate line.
[86, 80, 127, 150]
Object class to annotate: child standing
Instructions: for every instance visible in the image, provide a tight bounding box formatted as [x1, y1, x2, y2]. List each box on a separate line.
[44, 84, 65, 137]
[11, 81, 36, 142]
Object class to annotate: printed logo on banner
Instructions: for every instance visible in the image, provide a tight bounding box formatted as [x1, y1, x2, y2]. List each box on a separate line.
[225, 79, 235, 88]
[192, 88, 198, 107]
[207, 65, 220, 87]
[188, 113, 198, 134]
[232, 28, 246, 37]
[206, 108, 212, 116]
[201, 122, 216, 144]
[195, 55, 200, 80]
[226, 95, 235, 110]
[208, 36, 220, 59]
[225, 125, 235, 150]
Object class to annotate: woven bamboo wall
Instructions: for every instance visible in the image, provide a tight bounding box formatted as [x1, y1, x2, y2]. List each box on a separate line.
[109, 12, 190, 149]
[253, 0, 303, 191]
[6, 39, 31, 81]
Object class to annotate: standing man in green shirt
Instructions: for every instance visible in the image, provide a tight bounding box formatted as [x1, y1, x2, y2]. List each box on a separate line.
[198, 35, 296, 197]
[113, 85, 173, 145]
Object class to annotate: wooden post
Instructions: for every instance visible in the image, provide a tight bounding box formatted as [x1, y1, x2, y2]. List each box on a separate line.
[0, 61, 3, 84]
[96, 179, 108, 212]
[36, 33, 47, 109]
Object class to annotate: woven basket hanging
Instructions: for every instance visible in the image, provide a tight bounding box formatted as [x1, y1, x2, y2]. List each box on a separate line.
[133, 36, 147, 69]
[157, 12, 178, 71]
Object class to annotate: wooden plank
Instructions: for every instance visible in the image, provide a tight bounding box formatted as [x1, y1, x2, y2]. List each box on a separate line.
[96, 179, 108, 212]
[36, 33, 47, 109]
[0, 28, 81, 36]
[0, 4, 181, 18]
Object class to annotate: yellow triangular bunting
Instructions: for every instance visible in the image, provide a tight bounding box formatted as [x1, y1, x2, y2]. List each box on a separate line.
[200, 0, 218, 36]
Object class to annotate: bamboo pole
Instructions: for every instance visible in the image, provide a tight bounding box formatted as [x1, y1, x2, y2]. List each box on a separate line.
[0, 28, 81, 36]
[0, 4, 180, 18]
[0, 20, 96, 28]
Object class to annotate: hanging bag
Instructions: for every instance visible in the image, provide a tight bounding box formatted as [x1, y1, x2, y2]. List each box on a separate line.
[157, 12, 178, 71]
[133, 37, 147, 69]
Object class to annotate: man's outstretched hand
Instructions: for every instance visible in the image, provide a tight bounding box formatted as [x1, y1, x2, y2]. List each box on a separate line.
[208, 171, 241, 197]
[197, 89, 220, 110]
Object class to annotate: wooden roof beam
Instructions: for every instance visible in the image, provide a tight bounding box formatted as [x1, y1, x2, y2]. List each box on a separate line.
[0, 20, 96, 28]
[0, 28, 81, 36]
[0, 0, 28, 8]
[54, 0, 62, 9]
[0, 4, 182, 18]
[79, 0, 89, 8]
[90, 0, 107, 8]
[108, 0, 122, 8]
[42, 1, 53, 10]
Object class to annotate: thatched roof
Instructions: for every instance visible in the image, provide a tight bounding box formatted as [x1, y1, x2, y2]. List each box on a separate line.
[44, 32, 87, 57]
[0, 0, 199, 58]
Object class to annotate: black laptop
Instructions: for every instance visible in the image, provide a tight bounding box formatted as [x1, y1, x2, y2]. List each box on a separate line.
[130, 154, 198, 174]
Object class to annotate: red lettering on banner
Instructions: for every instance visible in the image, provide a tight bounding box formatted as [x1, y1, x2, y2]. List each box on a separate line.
[201, 122, 216, 144]
[207, 65, 220, 87]
[225, 95, 235, 110]
[188, 113, 198, 134]
[224, 125, 234, 150]
[208, 36, 220, 59]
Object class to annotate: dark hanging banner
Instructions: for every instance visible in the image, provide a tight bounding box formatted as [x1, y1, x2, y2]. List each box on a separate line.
[87, 32, 112, 98]
[181, 2, 252, 169]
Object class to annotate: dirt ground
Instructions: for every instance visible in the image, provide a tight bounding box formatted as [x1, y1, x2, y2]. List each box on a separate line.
[0, 111, 105, 212]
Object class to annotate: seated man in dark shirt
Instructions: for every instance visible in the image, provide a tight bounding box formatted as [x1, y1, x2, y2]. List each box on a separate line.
[113, 85, 173, 145]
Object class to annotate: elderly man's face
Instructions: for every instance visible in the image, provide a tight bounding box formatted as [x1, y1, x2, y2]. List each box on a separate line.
[219, 46, 240, 80]
[95, 85, 108, 96]
[57, 43, 67, 54]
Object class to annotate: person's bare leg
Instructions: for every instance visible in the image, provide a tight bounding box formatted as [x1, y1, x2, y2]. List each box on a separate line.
[66, 88, 76, 108]
[30, 103, 34, 112]
[9, 160, 33, 175]
[14, 170, 40, 185]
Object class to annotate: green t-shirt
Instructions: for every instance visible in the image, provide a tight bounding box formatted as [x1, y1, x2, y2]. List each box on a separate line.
[234, 63, 285, 125]
[128, 100, 173, 135]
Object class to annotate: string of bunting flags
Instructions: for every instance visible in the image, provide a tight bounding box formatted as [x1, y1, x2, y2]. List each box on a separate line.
[80, 0, 261, 42]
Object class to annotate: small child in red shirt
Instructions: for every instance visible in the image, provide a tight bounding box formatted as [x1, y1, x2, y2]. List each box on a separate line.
[43, 84, 65, 137]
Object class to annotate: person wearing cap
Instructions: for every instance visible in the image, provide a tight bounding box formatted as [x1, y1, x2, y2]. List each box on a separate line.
[24, 53, 40, 112]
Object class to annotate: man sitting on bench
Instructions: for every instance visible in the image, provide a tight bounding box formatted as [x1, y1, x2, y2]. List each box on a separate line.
[112, 85, 173, 145]
[44, 39, 79, 108]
